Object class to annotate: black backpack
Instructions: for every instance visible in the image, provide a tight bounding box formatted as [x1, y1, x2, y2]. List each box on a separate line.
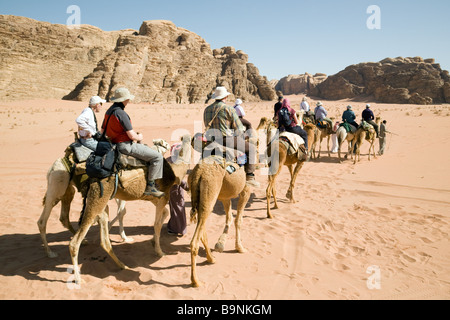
[278, 107, 292, 127]
[86, 108, 121, 179]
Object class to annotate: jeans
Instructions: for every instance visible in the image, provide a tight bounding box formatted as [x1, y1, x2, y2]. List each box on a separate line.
[117, 141, 164, 181]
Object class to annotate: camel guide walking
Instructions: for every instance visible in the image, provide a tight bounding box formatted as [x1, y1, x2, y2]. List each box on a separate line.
[102, 88, 165, 198]
[204, 86, 260, 188]
[76, 96, 106, 151]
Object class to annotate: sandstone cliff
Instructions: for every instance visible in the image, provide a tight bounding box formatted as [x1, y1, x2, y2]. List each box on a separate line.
[315, 57, 450, 104]
[273, 73, 327, 96]
[0, 16, 276, 103]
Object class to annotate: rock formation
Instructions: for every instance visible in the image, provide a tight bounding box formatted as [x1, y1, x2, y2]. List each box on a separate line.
[315, 57, 450, 104]
[0, 16, 276, 103]
[274, 73, 327, 96]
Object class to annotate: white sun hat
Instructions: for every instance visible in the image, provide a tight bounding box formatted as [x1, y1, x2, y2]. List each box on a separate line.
[212, 86, 231, 100]
[235, 98, 243, 105]
[110, 88, 135, 103]
[89, 96, 106, 106]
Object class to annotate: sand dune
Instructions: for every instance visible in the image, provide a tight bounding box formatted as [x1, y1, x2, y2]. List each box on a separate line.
[0, 97, 449, 300]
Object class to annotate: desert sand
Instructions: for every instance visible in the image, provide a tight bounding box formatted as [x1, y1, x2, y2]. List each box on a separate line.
[0, 96, 449, 300]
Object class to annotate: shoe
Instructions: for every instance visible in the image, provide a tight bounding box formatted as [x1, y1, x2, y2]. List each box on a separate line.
[246, 174, 260, 188]
[144, 181, 165, 198]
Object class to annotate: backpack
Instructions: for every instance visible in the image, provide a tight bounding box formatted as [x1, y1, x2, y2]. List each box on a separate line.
[85, 108, 121, 179]
[278, 107, 292, 127]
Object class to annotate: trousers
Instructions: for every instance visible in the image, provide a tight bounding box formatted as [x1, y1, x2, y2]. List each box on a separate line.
[117, 141, 164, 181]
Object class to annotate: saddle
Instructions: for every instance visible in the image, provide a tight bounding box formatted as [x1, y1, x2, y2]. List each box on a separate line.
[270, 132, 307, 161]
[64, 135, 170, 192]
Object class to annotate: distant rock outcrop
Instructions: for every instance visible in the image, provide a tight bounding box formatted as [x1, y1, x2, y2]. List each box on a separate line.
[273, 73, 327, 96]
[0, 16, 276, 103]
[315, 57, 450, 104]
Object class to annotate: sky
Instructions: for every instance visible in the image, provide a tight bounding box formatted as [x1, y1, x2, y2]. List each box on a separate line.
[1, 0, 450, 80]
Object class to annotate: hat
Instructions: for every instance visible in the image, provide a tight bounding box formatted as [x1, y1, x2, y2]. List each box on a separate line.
[347, 105, 352, 110]
[110, 88, 135, 103]
[317, 101, 323, 107]
[212, 87, 231, 100]
[366, 104, 371, 108]
[235, 99, 243, 105]
[89, 96, 106, 106]
[302, 97, 308, 101]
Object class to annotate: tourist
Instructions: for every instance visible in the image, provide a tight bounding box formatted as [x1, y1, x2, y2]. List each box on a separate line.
[75, 96, 106, 151]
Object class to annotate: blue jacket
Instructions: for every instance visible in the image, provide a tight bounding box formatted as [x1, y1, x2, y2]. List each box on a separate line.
[362, 108, 374, 121]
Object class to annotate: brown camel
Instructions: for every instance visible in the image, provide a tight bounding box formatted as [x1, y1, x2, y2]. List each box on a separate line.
[352, 117, 381, 164]
[315, 119, 334, 159]
[37, 140, 170, 258]
[69, 135, 191, 285]
[258, 117, 315, 219]
[188, 157, 252, 287]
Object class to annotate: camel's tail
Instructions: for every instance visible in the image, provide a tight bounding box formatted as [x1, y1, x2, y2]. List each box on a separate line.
[188, 168, 202, 224]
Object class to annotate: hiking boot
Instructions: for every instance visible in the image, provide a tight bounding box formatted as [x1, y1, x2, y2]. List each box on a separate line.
[246, 173, 260, 188]
[144, 181, 165, 198]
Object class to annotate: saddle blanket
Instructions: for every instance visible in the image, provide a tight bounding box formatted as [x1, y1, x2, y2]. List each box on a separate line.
[279, 132, 305, 153]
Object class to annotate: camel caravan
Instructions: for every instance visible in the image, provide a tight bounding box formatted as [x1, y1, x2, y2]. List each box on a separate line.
[38, 87, 384, 287]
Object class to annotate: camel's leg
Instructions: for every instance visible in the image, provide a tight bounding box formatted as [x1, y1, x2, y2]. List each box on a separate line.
[266, 177, 275, 219]
[69, 218, 93, 285]
[190, 211, 211, 287]
[287, 162, 305, 204]
[69, 179, 114, 285]
[327, 135, 331, 157]
[317, 137, 322, 159]
[38, 167, 71, 258]
[110, 200, 133, 243]
[201, 229, 216, 264]
[190, 185, 220, 287]
[215, 199, 232, 252]
[59, 184, 76, 235]
[235, 186, 251, 253]
[152, 199, 170, 257]
[98, 207, 128, 270]
[286, 165, 294, 200]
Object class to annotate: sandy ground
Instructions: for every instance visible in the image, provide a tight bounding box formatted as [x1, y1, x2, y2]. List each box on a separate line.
[0, 96, 449, 300]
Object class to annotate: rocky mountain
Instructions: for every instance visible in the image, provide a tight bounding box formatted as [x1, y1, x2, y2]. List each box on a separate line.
[0, 15, 276, 103]
[273, 73, 327, 96]
[314, 57, 450, 105]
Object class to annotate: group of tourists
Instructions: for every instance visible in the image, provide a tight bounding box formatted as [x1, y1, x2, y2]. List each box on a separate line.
[275, 96, 390, 156]
[75, 87, 390, 235]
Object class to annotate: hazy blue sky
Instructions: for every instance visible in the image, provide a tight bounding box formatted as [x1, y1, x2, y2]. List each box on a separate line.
[2, 0, 449, 80]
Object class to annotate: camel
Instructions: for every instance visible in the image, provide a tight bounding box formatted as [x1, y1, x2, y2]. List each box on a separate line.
[68, 135, 192, 285]
[315, 119, 334, 159]
[336, 124, 357, 163]
[352, 117, 381, 164]
[37, 139, 170, 258]
[258, 117, 315, 219]
[188, 157, 251, 287]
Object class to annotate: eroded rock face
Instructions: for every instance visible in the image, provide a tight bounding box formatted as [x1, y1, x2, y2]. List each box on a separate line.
[0, 15, 127, 101]
[315, 57, 450, 104]
[0, 16, 275, 103]
[274, 73, 327, 96]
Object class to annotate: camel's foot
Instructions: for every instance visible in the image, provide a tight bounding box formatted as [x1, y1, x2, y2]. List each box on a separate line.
[286, 191, 292, 200]
[236, 245, 247, 254]
[151, 238, 166, 257]
[191, 279, 203, 288]
[46, 250, 58, 259]
[215, 242, 225, 253]
[267, 213, 274, 219]
[121, 236, 135, 243]
[207, 255, 216, 264]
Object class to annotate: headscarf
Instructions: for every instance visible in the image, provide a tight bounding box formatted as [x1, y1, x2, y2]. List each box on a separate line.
[282, 98, 291, 109]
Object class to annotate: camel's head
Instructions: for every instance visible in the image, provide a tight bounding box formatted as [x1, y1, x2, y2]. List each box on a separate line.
[171, 135, 192, 164]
